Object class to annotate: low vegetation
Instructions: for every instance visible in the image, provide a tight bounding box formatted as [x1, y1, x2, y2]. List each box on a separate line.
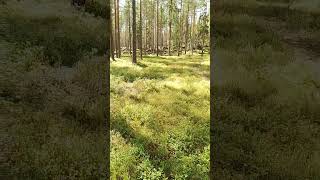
[1, 0, 107, 178]
[110, 55, 210, 179]
[213, 0, 320, 179]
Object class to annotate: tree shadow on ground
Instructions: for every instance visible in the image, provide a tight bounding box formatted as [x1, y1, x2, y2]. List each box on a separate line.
[111, 116, 173, 176]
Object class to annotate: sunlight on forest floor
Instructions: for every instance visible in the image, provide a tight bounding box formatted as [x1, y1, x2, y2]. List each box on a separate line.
[110, 55, 210, 179]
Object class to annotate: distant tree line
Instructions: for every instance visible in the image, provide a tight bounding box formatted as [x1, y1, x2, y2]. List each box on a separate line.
[112, 0, 210, 63]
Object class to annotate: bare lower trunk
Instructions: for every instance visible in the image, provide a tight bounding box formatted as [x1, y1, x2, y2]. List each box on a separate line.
[139, 0, 143, 60]
[156, 0, 159, 56]
[192, 7, 195, 55]
[129, 7, 132, 55]
[132, 0, 137, 63]
[184, 3, 189, 55]
[116, 0, 121, 58]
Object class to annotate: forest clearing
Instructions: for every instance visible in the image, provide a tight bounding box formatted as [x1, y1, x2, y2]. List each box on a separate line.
[109, 0, 210, 178]
[110, 55, 210, 178]
[0, 0, 211, 179]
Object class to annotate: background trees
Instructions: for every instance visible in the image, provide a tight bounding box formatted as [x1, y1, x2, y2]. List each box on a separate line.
[111, 0, 210, 62]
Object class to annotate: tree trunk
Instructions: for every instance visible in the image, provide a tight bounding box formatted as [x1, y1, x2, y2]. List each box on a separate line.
[132, 0, 137, 63]
[160, 4, 163, 55]
[145, 17, 147, 55]
[139, 0, 143, 60]
[156, 0, 159, 56]
[168, 0, 172, 56]
[184, 3, 189, 55]
[178, 0, 183, 56]
[111, 23, 115, 61]
[192, 5, 196, 55]
[111, 5, 115, 61]
[114, 0, 118, 58]
[116, 0, 121, 58]
[151, 0, 154, 54]
[129, 5, 132, 55]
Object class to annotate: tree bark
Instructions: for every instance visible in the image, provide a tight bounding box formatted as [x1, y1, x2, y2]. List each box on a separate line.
[145, 16, 147, 55]
[114, 0, 118, 58]
[178, 0, 183, 56]
[111, 22, 115, 60]
[139, 0, 143, 59]
[156, 0, 159, 56]
[111, 5, 115, 61]
[184, 3, 189, 55]
[168, 0, 172, 56]
[132, 0, 137, 63]
[129, 4, 132, 55]
[116, 0, 121, 58]
[192, 5, 196, 55]
[160, 4, 163, 55]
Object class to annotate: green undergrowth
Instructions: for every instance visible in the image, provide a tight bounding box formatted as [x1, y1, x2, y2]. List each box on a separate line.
[0, 0, 107, 67]
[213, 0, 320, 179]
[110, 55, 210, 179]
[216, 0, 320, 31]
[1, 44, 108, 179]
[0, 0, 107, 178]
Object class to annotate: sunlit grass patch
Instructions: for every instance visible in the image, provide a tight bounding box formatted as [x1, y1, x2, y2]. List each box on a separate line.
[111, 54, 210, 178]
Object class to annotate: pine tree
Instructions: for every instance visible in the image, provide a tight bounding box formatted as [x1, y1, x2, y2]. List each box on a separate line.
[132, 0, 137, 63]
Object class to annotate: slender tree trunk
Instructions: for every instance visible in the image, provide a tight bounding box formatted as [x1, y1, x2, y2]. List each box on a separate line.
[111, 6, 115, 61]
[151, 0, 154, 54]
[114, 0, 118, 58]
[129, 5, 132, 55]
[160, 4, 162, 55]
[125, 7, 129, 54]
[185, 3, 189, 55]
[156, 0, 159, 56]
[202, 39, 204, 56]
[111, 25, 115, 61]
[139, 0, 143, 60]
[132, 0, 137, 63]
[168, 0, 172, 56]
[116, 0, 121, 58]
[178, 0, 183, 56]
[145, 17, 147, 55]
[192, 5, 196, 55]
[125, 18, 128, 52]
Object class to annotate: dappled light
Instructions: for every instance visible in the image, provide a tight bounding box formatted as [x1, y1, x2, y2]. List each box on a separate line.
[111, 55, 210, 179]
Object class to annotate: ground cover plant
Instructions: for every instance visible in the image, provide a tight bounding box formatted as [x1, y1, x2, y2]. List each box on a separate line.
[1, 0, 108, 178]
[109, 0, 211, 179]
[212, 0, 320, 179]
[110, 55, 210, 179]
[1, 0, 211, 179]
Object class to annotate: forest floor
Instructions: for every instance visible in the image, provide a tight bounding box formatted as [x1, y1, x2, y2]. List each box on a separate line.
[1, 0, 320, 179]
[213, 0, 320, 179]
[1, 0, 108, 178]
[0, 0, 210, 179]
[110, 54, 210, 179]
